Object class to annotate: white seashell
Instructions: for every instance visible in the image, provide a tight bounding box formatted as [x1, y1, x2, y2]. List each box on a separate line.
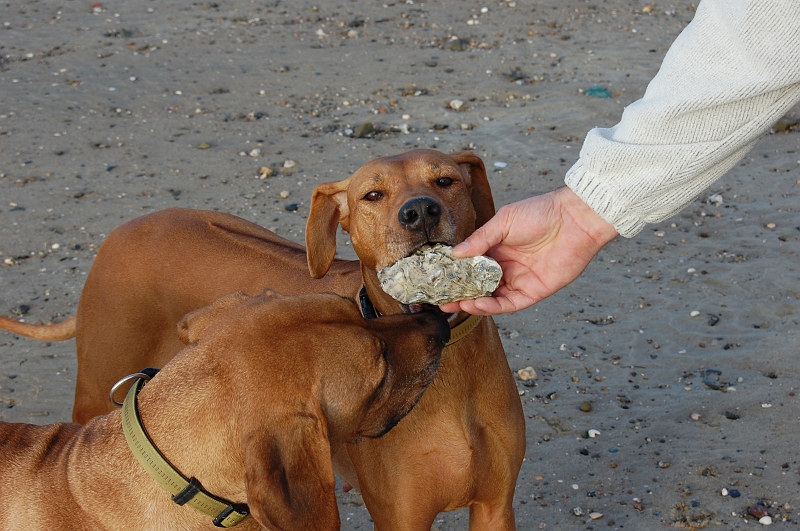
[378, 244, 502, 305]
[587, 429, 601, 438]
[516, 367, 537, 381]
[449, 99, 464, 111]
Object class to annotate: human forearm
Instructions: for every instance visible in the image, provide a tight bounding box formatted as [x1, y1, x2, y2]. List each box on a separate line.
[567, 0, 800, 237]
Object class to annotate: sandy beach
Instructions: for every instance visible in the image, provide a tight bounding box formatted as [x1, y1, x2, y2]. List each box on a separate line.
[1, 0, 799, 528]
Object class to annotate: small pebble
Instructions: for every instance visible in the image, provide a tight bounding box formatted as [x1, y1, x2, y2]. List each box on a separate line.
[493, 161, 508, 168]
[279, 190, 290, 199]
[249, 148, 261, 157]
[690, 310, 700, 317]
[690, 413, 702, 421]
[197, 142, 211, 150]
[759, 516, 773, 525]
[352, 123, 375, 138]
[283, 159, 296, 168]
[516, 367, 537, 381]
[579, 401, 592, 412]
[765, 223, 776, 230]
[587, 429, 601, 438]
[589, 512, 603, 520]
[258, 166, 274, 179]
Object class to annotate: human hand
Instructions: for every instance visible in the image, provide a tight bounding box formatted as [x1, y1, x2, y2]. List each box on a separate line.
[439, 187, 618, 315]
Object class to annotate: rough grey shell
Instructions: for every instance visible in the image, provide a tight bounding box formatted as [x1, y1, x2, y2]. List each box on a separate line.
[378, 244, 502, 305]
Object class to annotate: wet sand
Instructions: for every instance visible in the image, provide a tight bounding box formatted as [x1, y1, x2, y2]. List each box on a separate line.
[1, 0, 799, 528]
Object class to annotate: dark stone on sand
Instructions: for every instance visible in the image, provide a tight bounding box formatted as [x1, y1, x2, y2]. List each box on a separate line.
[285, 203, 299, 212]
[353, 122, 375, 138]
[724, 411, 740, 420]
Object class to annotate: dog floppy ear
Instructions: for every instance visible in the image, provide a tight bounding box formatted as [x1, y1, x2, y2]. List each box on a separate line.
[449, 151, 496, 230]
[177, 291, 251, 345]
[305, 180, 350, 279]
[242, 418, 340, 531]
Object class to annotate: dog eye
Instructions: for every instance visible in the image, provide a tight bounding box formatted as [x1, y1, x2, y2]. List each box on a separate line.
[364, 191, 383, 201]
[436, 177, 454, 187]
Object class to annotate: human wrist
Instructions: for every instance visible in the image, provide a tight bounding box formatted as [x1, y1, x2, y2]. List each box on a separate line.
[555, 186, 618, 247]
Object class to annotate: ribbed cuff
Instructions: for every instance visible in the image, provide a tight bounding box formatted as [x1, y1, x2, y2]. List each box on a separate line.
[564, 161, 647, 238]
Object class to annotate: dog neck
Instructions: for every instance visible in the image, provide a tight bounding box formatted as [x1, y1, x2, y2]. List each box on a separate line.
[121, 376, 250, 528]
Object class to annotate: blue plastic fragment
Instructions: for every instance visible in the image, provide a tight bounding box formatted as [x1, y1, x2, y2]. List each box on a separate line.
[585, 86, 612, 98]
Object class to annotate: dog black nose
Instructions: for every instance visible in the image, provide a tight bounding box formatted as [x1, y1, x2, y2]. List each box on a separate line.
[398, 197, 442, 231]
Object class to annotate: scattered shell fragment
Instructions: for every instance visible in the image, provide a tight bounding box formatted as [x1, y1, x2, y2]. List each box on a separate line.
[279, 190, 290, 199]
[197, 142, 211, 150]
[516, 367, 537, 381]
[589, 512, 603, 520]
[690, 310, 700, 317]
[378, 244, 502, 305]
[449, 99, 464, 111]
[587, 429, 601, 438]
[258, 166, 274, 179]
[759, 516, 773, 525]
[249, 148, 261, 157]
[283, 159, 296, 168]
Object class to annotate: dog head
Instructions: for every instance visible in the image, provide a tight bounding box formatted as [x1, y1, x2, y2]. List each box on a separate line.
[176, 289, 449, 530]
[305, 149, 495, 278]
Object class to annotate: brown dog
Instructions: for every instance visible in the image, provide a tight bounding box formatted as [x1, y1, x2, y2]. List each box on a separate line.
[0, 149, 526, 530]
[0, 290, 449, 531]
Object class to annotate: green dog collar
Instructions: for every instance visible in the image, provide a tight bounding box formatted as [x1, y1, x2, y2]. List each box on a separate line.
[121, 376, 250, 528]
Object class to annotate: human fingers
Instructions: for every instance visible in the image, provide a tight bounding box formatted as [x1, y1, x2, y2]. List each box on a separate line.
[451, 211, 509, 259]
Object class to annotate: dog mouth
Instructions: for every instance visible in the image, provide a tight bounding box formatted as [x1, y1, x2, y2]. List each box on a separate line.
[401, 302, 438, 314]
[393, 240, 456, 315]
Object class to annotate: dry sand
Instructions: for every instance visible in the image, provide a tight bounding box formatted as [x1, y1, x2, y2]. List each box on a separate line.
[1, 0, 799, 528]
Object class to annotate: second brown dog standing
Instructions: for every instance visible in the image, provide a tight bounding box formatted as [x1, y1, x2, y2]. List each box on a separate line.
[0, 149, 526, 530]
[0, 290, 450, 531]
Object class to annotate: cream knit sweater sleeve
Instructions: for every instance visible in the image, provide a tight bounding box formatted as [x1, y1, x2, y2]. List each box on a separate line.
[564, 0, 800, 237]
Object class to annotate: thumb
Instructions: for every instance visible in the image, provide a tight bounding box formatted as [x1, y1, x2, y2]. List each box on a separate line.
[452, 215, 505, 258]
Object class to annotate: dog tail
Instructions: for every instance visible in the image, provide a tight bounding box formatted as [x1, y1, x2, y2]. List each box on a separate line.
[0, 315, 76, 341]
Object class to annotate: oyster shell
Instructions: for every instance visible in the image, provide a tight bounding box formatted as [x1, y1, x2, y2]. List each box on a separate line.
[378, 244, 502, 305]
